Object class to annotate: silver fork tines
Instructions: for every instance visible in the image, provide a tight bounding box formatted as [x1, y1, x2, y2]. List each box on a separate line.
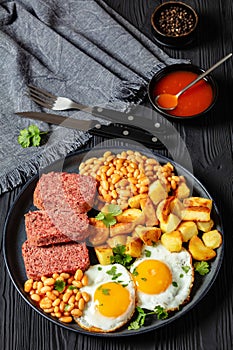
[27, 85, 87, 111]
[27, 84, 57, 109]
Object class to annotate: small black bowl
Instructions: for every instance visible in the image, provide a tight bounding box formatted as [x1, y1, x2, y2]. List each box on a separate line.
[151, 1, 198, 48]
[148, 64, 218, 120]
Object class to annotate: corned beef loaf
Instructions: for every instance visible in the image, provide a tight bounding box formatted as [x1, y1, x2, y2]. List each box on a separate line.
[22, 240, 90, 280]
[33, 172, 96, 213]
[25, 210, 72, 246]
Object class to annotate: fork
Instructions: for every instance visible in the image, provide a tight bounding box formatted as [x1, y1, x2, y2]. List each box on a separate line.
[27, 84, 92, 111]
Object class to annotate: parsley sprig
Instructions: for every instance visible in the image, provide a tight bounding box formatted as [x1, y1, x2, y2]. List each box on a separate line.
[18, 124, 48, 148]
[128, 306, 168, 330]
[194, 261, 210, 275]
[54, 279, 66, 293]
[110, 245, 134, 269]
[95, 204, 122, 228]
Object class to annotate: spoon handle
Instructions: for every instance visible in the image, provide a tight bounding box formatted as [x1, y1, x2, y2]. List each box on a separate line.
[177, 53, 232, 97]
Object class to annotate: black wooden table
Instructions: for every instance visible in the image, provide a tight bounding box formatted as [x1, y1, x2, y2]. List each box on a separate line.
[1, 1, 233, 349]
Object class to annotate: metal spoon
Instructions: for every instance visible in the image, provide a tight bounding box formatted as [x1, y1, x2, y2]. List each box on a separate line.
[155, 53, 232, 111]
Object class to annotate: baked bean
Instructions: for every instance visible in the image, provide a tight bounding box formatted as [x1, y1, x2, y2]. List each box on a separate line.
[75, 291, 82, 302]
[81, 275, 88, 286]
[52, 299, 61, 307]
[52, 290, 60, 297]
[43, 278, 55, 286]
[59, 316, 73, 323]
[31, 294, 41, 302]
[74, 269, 83, 281]
[71, 309, 83, 317]
[40, 298, 52, 310]
[60, 273, 70, 280]
[63, 291, 72, 303]
[72, 280, 83, 289]
[78, 298, 85, 311]
[81, 292, 90, 303]
[68, 295, 76, 305]
[44, 308, 54, 313]
[46, 291, 57, 301]
[40, 286, 52, 294]
[24, 279, 33, 293]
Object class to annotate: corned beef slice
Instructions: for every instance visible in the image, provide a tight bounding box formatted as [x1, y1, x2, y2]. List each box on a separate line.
[25, 210, 73, 246]
[33, 172, 96, 213]
[22, 240, 90, 280]
[25, 209, 89, 243]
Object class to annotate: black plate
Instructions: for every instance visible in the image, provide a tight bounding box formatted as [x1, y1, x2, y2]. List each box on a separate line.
[3, 147, 224, 337]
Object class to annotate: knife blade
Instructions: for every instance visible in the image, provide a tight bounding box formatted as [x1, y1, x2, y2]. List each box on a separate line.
[15, 111, 163, 149]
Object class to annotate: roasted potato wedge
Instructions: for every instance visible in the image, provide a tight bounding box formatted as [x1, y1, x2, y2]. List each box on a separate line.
[94, 246, 113, 265]
[160, 213, 181, 233]
[161, 231, 183, 252]
[110, 222, 134, 237]
[88, 218, 109, 246]
[156, 197, 174, 223]
[178, 221, 198, 242]
[116, 208, 145, 225]
[202, 230, 222, 249]
[174, 181, 190, 199]
[126, 236, 143, 258]
[128, 194, 147, 209]
[148, 180, 168, 205]
[140, 197, 159, 226]
[181, 206, 211, 222]
[183, 197, 212, 210]
[134, 225, 161, 245]
[170, 197, 184, 218]
[188, 236, 216, 261]
[197, 219, 214, 232]
[107, 234, 128, 248]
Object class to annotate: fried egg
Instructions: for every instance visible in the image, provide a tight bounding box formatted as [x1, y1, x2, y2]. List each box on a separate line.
[130, 243, 194, 311]
[75, 264, 136, 332]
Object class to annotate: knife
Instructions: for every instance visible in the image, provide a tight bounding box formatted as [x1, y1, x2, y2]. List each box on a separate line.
[15, 111, 164, 149]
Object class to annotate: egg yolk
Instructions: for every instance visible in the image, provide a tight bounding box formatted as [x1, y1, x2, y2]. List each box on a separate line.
[94, 282, 130, 317]
[133, 259, 172, 294]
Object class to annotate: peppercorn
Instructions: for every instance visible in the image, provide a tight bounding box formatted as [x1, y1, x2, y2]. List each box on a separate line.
[157, 5, 195, 37]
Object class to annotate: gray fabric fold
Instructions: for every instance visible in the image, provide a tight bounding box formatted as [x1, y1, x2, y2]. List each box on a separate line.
[0, 0, 188, 194]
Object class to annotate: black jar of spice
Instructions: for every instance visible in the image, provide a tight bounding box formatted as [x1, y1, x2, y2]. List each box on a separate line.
[151, 1, 198, 48]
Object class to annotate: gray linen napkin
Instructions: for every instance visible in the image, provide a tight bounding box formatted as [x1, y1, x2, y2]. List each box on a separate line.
[0, 0, 186, 194]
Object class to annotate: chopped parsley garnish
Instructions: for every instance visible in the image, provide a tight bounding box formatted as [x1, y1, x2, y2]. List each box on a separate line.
[145, 250, 151, 257]
[180, 274, 184, 278]
[132, 267, 139, 276]
[98, 267, 102, 271]
[110, 245, 134, 268]
[54, 279, 66, 293]
[106, 266, 122, 280]
[141, 277, 147, 281]
[172, 281, 178, 287]
[102, 288, 111, 296]
[64, 304, 70, 312]
[95, 204, 122, 227]
[68, 285, 77, 290]
[154, 305, 169, 320]
[194, 261, 210, 276]
[182, 265, 191, 273]
[128, 305, 168, 330]
[18, 124, 48, 148]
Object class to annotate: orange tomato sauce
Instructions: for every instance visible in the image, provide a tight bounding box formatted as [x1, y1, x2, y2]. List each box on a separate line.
[153, 71, 214, 117]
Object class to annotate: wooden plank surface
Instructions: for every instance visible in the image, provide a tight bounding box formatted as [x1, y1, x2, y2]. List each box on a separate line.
[0, 1, 233, 349]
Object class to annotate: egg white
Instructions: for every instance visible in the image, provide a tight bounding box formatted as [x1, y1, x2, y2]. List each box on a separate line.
[130, 243, 194, 311]
[75, 264, 136, 332]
